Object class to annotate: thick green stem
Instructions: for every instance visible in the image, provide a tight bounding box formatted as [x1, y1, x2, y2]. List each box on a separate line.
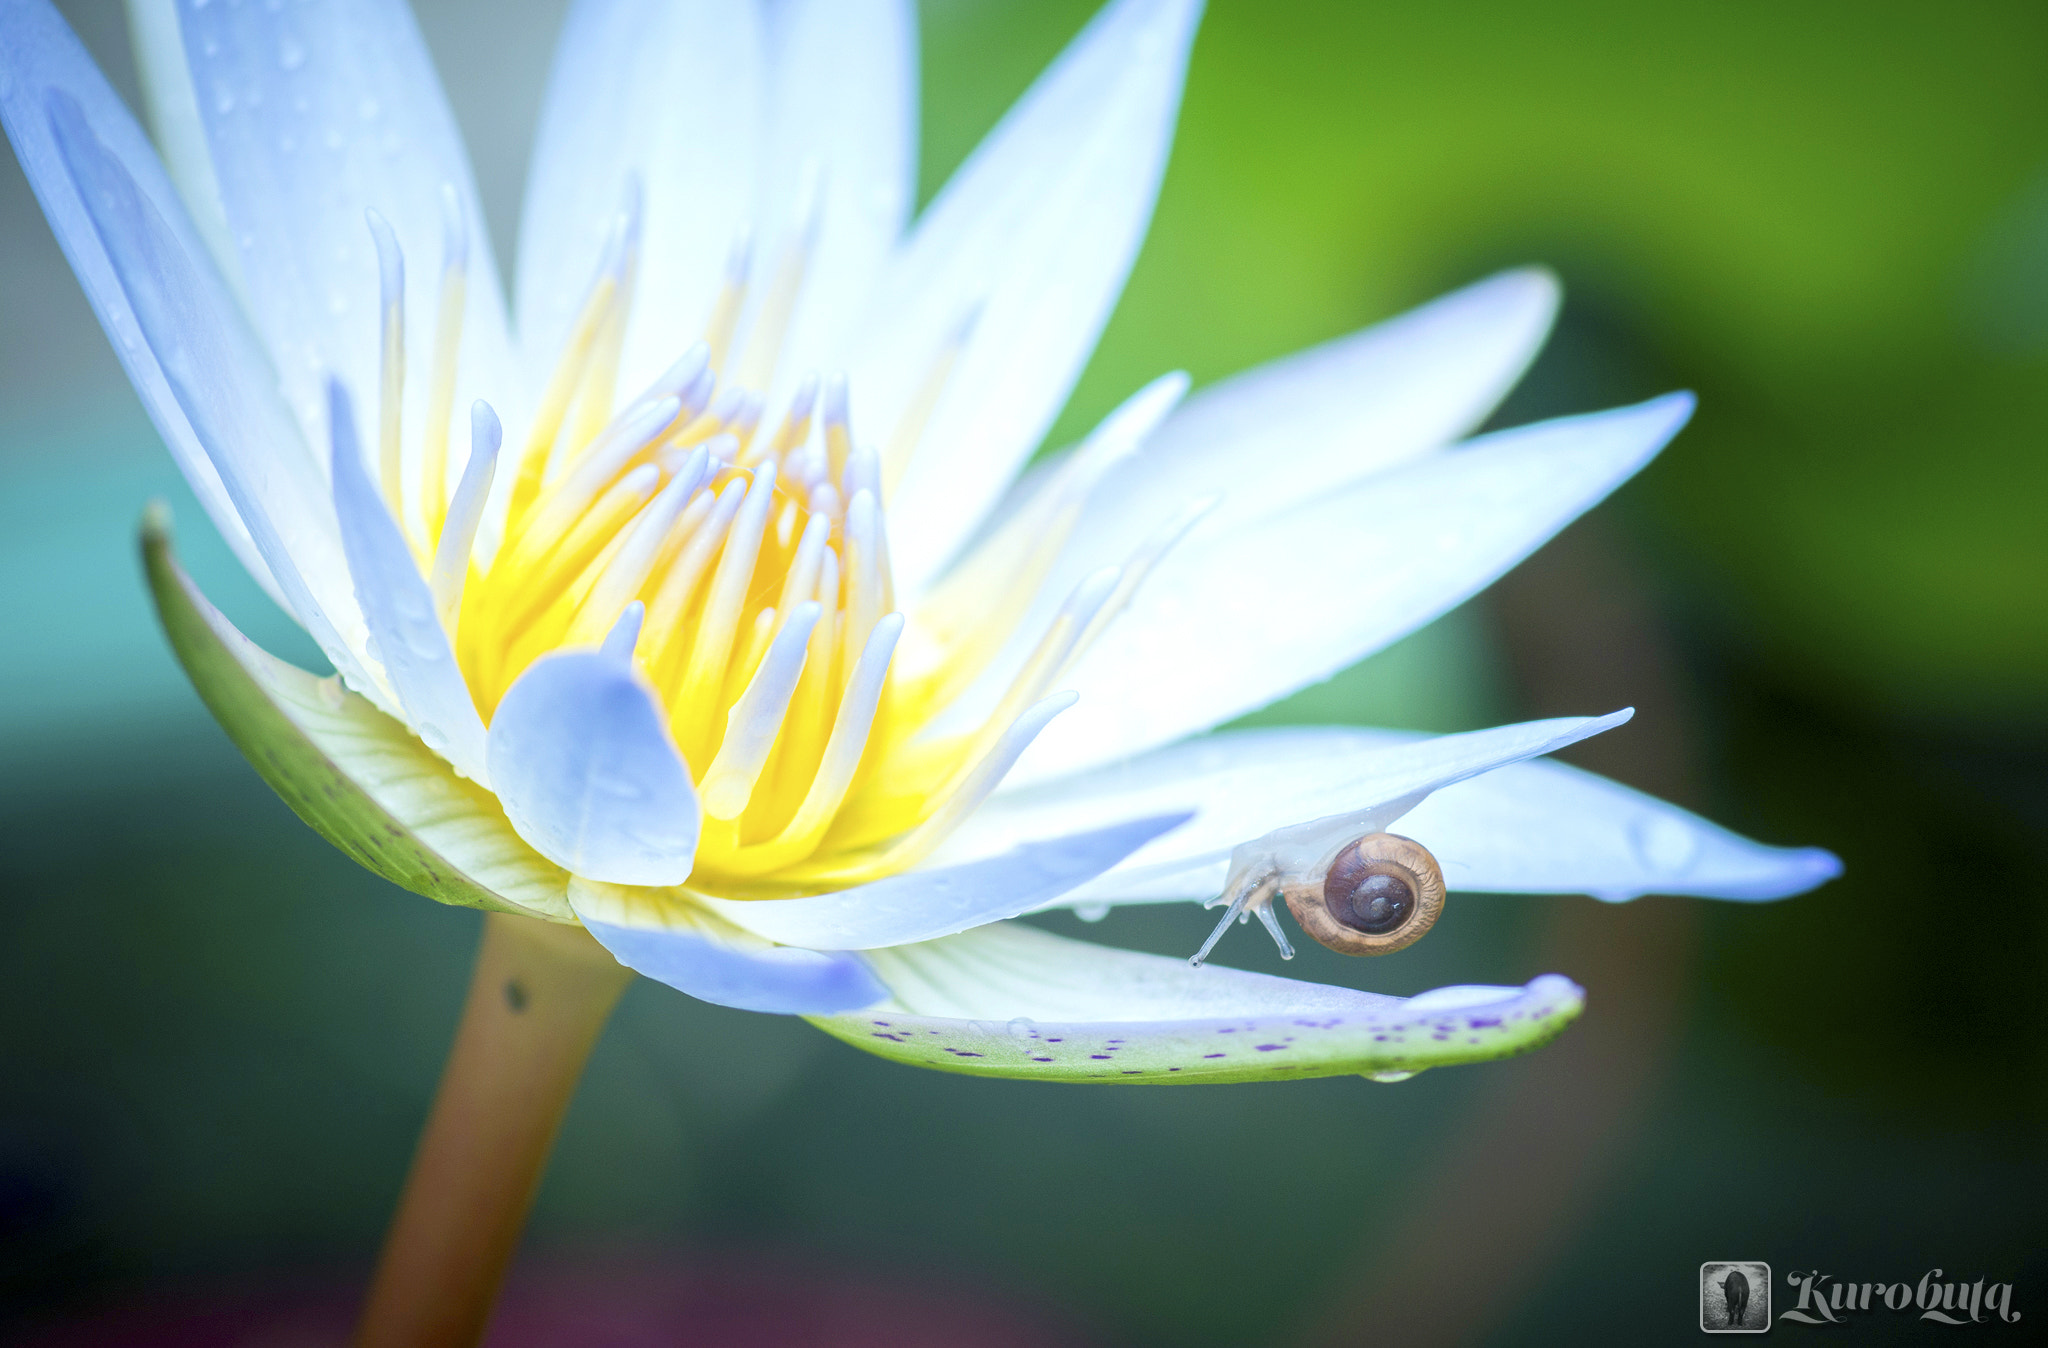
[355, 912, 633, 1348]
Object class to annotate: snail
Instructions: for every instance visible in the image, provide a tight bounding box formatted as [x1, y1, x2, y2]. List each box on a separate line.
[1189, 828, 1447, 965]
[1281, 832, 1446, 956]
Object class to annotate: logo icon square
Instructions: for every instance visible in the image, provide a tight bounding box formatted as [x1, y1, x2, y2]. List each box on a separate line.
[1701, 1261, 1772, 1333]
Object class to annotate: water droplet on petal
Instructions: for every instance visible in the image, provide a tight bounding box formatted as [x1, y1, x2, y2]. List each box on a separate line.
[1006, 1017, 1036, 1041]
[1072, 902, 1110, 923]
[419, 723, 449, 754]
[1366, 1070, 1415, 1083]
[1630, 813, 1700, 873]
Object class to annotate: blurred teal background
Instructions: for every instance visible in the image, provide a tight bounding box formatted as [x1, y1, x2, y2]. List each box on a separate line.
[4, 1, 2045, 1344]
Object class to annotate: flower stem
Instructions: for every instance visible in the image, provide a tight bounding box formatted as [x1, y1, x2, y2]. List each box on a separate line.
[355, 912, 633, 1348]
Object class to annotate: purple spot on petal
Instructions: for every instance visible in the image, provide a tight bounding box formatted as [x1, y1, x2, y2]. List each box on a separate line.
[1202, 1053, 1226, 1059]
[1089, 1054, 1112, 1060]
[1255, 1044, 1283, 1052]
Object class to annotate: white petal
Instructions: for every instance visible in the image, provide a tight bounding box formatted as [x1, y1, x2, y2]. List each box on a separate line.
[1007, 725, 1842, 904]
[571, 878, 886, 1014]
[326, 381, 489, 781]
[486, 650, 702, 886]
[940, 713, 1626, 885]
[699, 812, 1190, 949]
[518, 0, 764, 395]
[1012, 393, 1695, 784]
[42, 85, 392, 707]
[817, 922, 1583, 1082]
[171, 0, 519, 465]
[0, 0, 282, 609]
[1037, 268, 1559, 606]
[751, 0, 916, 389]
[1336, 728, 1843, 903]
[853, 0, 1203, 593]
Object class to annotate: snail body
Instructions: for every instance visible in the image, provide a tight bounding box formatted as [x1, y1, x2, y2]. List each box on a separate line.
[1282, 833, 1446, 956]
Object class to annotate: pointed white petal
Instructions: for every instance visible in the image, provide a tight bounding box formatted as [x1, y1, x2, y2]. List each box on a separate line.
[486, 650, 702, 886]
[813, 922, 1583, 1082]
[327, 382, 489, 781]
[0, 0, 281, 608]
[855, 0, 1204, 592]
[43, 86, 394, 707]
[752, 0, 916, 389]
[699, 812, 1190, 950]
[1042, 268, 1560, 601]
[125, 0, 239, 299]
[940, 713, 1626, 884]
[518, 0, 764, 394]
[571, 879, 886, 1013]
[1012, 394, 1695, 783]
[172, 0, 518, 465]
[1003, 725, 1842, 904]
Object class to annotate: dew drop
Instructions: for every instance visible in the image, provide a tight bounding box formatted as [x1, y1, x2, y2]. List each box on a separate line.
[1630, 813, 1699, 872]
[1072, 902, 1110, 923]
[1006, 1017, 1036, 1041]
[419, 723, 449, 754]
[1365, 1070, 1416, 1083]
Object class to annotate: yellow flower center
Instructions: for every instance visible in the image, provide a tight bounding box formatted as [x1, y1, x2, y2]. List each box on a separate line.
[367, 199, 1178, 895]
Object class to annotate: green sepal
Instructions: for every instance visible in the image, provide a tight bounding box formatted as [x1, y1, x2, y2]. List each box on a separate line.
[140, 505, 572, 921]
[805, 923, 1584, 1084]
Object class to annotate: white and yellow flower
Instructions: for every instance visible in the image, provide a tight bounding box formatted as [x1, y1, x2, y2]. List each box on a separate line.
[1, 0, 1836, 1083]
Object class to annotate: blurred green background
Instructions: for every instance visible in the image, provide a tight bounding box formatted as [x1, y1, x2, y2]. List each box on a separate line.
[4, 1, 2045, 1343]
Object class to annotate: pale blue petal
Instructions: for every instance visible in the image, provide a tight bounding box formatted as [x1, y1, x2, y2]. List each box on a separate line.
[855, 0, 1205, 592]
[326, 381, 489, 781]
[40, 86, 391, 706]
[1016, 269, 1562, 640]
[700, 811, 1193, 949]
[755, 0, 918, 394]
[486, 651, 701, 886]
[1015, 394, 1695, 784]
[174, 0, 518, 458]
[0, 0, 280, 607]
[969, 724, 1840, 906]
[944, 714, 1628, 884]
[518, 0, 764, 394]
[570, 880, 886, 1014]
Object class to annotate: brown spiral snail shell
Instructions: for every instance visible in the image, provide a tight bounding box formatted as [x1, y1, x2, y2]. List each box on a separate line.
[1281, 832, 1446, 956]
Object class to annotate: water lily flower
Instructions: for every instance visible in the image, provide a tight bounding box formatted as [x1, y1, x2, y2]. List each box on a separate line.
[1, 0, 1839, 1089]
